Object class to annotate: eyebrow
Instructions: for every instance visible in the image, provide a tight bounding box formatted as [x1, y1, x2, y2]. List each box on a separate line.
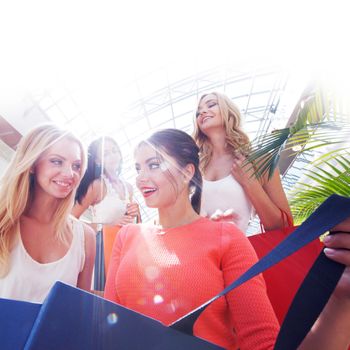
[197, 99, 217, 112]
[203, 98, 217, 104]
[135, 156, 161, 166]
[48, 154, 81, 162]
[48, 154, 66, 159]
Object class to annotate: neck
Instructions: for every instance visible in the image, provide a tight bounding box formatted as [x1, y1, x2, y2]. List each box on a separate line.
[25, 195, 62, 224]
[158, 197, 199, 230]
[207, 130, 230, 156]
[104, 169, 119, 182]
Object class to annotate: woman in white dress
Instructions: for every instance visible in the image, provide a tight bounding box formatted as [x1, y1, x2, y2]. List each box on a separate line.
[72, 136, 139, 284]
[193, 92, 292, 233]
[0, 124, 95, 303]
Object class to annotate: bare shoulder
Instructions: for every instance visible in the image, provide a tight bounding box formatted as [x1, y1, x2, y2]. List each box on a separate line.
[90, 178, 106, 203]
[91, 178, 103, 193]
[81, 222, 96, 242]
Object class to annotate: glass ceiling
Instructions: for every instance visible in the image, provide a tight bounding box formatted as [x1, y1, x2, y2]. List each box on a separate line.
[3, 64, 311, 231]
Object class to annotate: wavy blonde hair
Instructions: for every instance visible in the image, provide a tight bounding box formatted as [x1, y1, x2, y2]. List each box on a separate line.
[0, 124, 86, 277]
[193, 92, 251, 173]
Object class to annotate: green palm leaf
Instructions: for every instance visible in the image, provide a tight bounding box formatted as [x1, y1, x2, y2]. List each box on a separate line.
[245, 85, 350, 179]
[290, 155, 350, 223]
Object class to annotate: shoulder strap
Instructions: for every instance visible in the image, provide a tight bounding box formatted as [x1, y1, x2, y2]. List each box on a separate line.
[170, 194, 350, 347]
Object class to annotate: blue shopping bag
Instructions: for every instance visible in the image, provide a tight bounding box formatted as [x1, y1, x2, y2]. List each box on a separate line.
[23, 282, 223, 350]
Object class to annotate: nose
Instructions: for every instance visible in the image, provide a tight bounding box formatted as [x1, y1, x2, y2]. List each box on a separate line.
[197, 107, 208, 119]
[136, 169, 149, 186]
[61, 165, 74, 178]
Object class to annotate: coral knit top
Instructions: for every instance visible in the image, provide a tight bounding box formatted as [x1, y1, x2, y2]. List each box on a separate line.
[104, 217, 279, 350]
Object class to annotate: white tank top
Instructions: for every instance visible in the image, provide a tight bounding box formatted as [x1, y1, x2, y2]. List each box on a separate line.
[201, 175, 253, 233]
[0, 217, 85, 303]
[90, 175, 129, 225]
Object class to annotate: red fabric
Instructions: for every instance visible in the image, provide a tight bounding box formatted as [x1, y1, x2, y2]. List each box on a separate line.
[248, 226, 323, 324]
[105, 218, 279, 350]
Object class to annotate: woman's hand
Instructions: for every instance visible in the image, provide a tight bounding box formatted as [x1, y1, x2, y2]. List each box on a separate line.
[126, 202, 140, 217]
[116, 202, 140, 225]
[298, 218, 350, 349]
[230, 153, 258, 188]
[324, 218, 350, 301]
[116, 215, 135, 226]
[209, 208, 240, 223]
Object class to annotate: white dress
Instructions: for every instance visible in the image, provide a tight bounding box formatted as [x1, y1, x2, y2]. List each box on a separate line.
[0, 217, 85, 303]
[201, 175, 253, 233]
[90, 175, 130, 225]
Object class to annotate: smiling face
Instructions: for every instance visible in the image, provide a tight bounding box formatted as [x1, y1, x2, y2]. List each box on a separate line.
[195, 93, 223, 134]
[134, 143, 188, 210]
[33, 137, 83, 200]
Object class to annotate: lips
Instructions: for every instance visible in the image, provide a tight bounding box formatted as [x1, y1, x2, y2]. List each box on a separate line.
[201, 116, 213, 124]
[53, 180, 73, 191]
[140, 186, 157, 198]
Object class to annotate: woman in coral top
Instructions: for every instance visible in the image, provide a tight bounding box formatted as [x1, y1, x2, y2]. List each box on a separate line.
[105, 128, 350, 350]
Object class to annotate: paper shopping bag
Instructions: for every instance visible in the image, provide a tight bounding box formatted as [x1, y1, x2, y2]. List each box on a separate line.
[0, 297, 41, 350]
[248, 226, 323, 324]
[24, 282, 223, 350]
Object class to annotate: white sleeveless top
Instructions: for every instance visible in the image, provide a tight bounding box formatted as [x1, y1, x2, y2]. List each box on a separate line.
[0, 217, 85, 303]
[90, 175, 129, 225]
[201, 175, 253, 233]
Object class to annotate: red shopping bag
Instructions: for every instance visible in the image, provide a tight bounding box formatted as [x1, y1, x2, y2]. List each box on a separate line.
[248, 226, 323, 324]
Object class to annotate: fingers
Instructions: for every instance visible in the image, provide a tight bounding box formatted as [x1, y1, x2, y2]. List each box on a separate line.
[127, 208, 139, 216]
[119, 215, 134, 225]
[209, 209, 239, 222]
[126, 203, 140, 216]
[331, 217, 350, 232]
[324, 233, 350, 266]
[233, 151, 245, 161]
[210, 209, 224, 221]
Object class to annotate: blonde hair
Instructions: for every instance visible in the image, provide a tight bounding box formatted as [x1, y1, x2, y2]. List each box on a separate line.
[193, 92, 251, 172]
[0, 123, 86, 277]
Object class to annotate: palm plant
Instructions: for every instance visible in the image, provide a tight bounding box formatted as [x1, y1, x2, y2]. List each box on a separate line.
[244, 82, 350, 222]
[290, 152, 350, 224]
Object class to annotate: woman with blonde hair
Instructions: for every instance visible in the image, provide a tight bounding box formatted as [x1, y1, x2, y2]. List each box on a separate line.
[0, 124, 95, 303]
[193, 92, 292, 233]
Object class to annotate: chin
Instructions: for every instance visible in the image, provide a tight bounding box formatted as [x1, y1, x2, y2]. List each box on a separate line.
[145, 202, 157, 208]
[54, 191, 72, 199]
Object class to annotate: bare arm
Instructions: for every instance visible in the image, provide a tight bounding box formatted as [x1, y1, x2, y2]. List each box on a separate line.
[72, 179, 104, 219]
[77, 223, 96, 291]
[232, 156, 292, 230]
[299, 220, 350, 349]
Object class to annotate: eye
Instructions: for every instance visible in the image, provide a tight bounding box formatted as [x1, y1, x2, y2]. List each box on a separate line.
[135, 164, 141, 174]
[195, 110, 200, 118]
[149, 162, 160, 170]
[50, 159, 62, 166]
[208, 102, 217, 108]
[72, 163, 81, 172]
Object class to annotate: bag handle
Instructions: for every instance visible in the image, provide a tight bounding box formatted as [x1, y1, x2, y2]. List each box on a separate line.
[260, 208, 294, 234]
[170, 194, 350, 345]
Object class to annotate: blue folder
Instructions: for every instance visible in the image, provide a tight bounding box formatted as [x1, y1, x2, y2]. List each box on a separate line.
[0, 298, 41, 350]
[23, 282, 223, 350]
